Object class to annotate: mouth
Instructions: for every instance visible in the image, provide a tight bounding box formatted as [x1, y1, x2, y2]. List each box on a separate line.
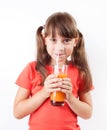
[55, 53, 66, 58]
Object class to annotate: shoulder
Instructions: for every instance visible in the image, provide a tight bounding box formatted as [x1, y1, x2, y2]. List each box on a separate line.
[25, 61, 37, 71]
[27, 60, 37, 67]
[20, 61, 37, 76]
[15, 61, 37, 90]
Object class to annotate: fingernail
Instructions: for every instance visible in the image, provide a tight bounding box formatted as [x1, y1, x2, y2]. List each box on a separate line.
[59, 78, 62, 81]
[59, 82, 62, 86]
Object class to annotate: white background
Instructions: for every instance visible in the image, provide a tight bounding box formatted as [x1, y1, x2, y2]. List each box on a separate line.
[0, 0, 107, 130]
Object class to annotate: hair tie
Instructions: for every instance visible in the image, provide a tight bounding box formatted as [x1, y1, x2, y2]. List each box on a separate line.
[41, 25, 45, 37]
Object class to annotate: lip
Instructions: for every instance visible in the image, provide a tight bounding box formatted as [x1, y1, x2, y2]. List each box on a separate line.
[55, 53, 66, 57]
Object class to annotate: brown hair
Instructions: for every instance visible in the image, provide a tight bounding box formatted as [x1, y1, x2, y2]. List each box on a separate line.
[36, 12, 92, 92]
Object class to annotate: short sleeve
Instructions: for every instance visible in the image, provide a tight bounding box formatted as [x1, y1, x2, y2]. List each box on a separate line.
[77, 74, 94, 92]
[15, 63, 32, 90]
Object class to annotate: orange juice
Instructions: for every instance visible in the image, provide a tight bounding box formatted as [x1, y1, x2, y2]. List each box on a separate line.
[50, 73, 67, 106]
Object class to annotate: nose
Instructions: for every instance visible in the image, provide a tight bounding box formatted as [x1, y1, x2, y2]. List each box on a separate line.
[55, 41, 64, 51]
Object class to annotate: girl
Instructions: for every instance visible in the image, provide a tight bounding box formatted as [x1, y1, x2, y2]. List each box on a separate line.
[13, 12, 94, 130]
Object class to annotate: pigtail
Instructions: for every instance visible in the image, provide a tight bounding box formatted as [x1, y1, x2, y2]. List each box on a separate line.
[36, 26, 51, 85]
[72, 30, 86, 69]
[36, 26, 45, 65]
[72, 30, 92, 92]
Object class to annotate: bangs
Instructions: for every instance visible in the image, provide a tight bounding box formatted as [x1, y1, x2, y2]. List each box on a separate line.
[45, 23, 77, 38]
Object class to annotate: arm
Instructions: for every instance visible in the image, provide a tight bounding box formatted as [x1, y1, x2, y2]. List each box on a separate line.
[13, 86, 48, 119]
[13, 74, 62, 119]
[66, 91, 93, 119]
[60, 78, 93, 119]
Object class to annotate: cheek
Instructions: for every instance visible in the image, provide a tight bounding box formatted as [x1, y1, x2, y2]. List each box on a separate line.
[46, 45, 54, 54]
[47, 44, 53, 50]
[66, 46, 74, 55]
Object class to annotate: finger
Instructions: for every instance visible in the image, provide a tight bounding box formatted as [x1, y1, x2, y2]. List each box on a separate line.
[61, 89, 71, 96]
[46, 74, 57, 80]
[46, 77, 62, 85]
[62, 81, 72, 88]
[50, 87, 61, 92]
[48, 82, 63, 89]
[62, 78, 71, 82]
[44, 74, 57, 86]
[61, 85, 72, 91]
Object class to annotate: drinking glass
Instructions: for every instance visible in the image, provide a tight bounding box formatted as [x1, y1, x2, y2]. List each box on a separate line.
[50, 65, 68, 106]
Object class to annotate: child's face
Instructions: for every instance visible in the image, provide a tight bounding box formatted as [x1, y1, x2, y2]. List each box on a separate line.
[45, 33, 76, 65]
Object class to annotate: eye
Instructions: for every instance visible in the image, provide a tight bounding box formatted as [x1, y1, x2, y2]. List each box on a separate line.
[63, 38, 72, 44]
[50, 38, 57, 42]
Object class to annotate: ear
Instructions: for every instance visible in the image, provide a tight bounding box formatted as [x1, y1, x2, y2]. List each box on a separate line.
[41, 31, 46, 45]
[41, 32, 45, 38]
[44, 37, 47, 46]
[74, 37, 79, 46]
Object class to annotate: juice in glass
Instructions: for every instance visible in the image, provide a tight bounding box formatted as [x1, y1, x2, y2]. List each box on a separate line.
[50, 65, 67, 106]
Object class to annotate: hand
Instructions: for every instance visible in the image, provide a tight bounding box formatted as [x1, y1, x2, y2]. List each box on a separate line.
[60, 78, 73, 101]
[43, 74, 63, 97]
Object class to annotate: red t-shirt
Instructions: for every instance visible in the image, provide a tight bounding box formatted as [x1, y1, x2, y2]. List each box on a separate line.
[15, 61, 93, 130]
